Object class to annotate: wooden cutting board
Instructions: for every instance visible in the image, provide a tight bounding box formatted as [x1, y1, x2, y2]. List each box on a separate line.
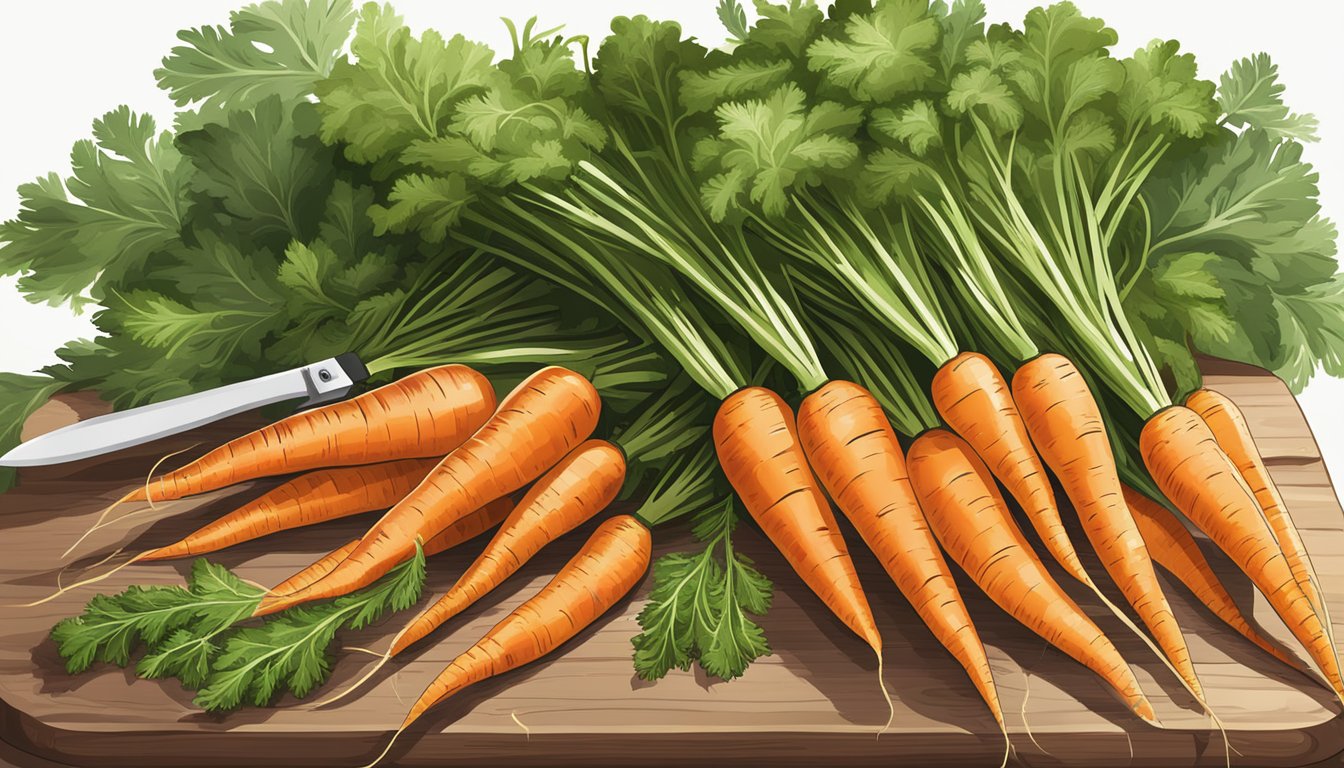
[1, 359, 1342, 767]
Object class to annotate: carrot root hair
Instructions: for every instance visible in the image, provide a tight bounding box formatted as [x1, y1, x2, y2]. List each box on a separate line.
[7, 551, 144, 608]
[876, 651, 894, 738]
[63, 443, 199, 559]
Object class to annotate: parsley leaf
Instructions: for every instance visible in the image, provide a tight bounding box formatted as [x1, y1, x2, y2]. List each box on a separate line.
[0, 108, 191, 307]
[806, 0, 941, 102]
[1115, 39, 1218, 140]
[194, 544, 425, 710]
[697, 85, 862, 219]
[178, 97, 337, 245]
[51, 559, 264, 676]
[317, 3, 496, 165]
[1217, 53, 1319, 142]
[156, 0, 356, 121]
[632, 500, 771, 681]
[53, 547, 427, 710]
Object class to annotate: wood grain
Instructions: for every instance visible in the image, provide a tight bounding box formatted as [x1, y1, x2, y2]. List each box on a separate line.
[1, 361, 1342, 767]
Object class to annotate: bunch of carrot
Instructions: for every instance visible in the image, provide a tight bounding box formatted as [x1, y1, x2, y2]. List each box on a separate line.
[45, 361, 659, 746]
[24, 0, 1343, 761]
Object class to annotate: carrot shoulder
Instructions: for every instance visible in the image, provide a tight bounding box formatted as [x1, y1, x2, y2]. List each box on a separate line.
[799, 380, 1003, 728]
[255, 366, 601, 616]
[908, 429, 1156, 723]
[123, 364, 496, 504]
[714, 386, 881, 655]
[1014, 354, 1204, 704]
[389, 439, 626, 655]
[1141, 405, 1343, 700]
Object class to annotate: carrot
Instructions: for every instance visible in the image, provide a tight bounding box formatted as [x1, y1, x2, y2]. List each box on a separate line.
[389, 440, 625, 655]
[1123, 485, 1302, 671]
[1186, 388, 1334, 651]
[1141, 405, 1344, 700]
[365, 515, 650, 766]
[138, 459, 441, 561]
[713, 386, 882, 656]
[254, 366, 601, 617]
[798, 379, 1003, 729]
[907, 429, 1157, 723]
[1013, 353, 1205, 704]
[119, 364, 495, 505]
[931, 351, 1090, 587]
[270, 497, 515, 597]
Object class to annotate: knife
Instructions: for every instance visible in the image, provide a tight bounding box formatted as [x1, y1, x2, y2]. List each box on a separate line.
[0, 353, 369, 467]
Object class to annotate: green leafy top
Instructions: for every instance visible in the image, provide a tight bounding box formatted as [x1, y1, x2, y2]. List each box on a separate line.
[317, 3, 497, 165]
[807, 0, 941, 102]
[51, 559, 264, 679]
[632, 500, 771, 681]
[1217, 53, 1318, 142]
[0, 108, 191, 308]
[156, 0, 357, 124]
[1127, 127, 1341, 391]
[320, 6, 607, 241]
[52, 546, 426, 711]
[696, 85, 863, 220]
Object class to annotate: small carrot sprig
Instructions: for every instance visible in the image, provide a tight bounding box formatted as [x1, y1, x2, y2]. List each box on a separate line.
[50, 545, 426, 709]
[194, 545, 425, 711]
[51, 559, 264, 686]
[632, 496, 772, 682]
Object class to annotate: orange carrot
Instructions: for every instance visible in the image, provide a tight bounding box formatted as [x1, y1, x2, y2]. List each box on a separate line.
[138, 459, 441, 561]
[1141, 405, 1343, 700]
[931, 351, 1090, 587]
[1014, 353, 1205, 704]
[1123, 485, 1302, 671]
[1186, 388, 1334, 649]
[798, 380, 1003, 728]
[907, 429, 1156, 723]
[120, 364, 495, 505]
[270, 496, 514, 597]
[389, 440, 626, 655]
[255, 366, 600, 617]
[366, 515, 650, 764]
[713, 386, 882, 656]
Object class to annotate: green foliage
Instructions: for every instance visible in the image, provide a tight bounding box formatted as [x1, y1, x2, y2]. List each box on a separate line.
[1130, 126, 1341, 390]
[632, 500, 771, 681]
[316, 3, 497, 164]
[0, 108, 191, 307]
[806, 0, 941, 102]
[51, 560, 264, 677]
[178, 97, 337, 244]
[52, 547, 427, 710]
[156, 0, 356, 124]
[696, 85, 863, 219]
[194, 545, 425, 710]
[1217, 53, 1318, 142]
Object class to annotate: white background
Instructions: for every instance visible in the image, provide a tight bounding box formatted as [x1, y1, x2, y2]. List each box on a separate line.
[1, 0, 1341, 495]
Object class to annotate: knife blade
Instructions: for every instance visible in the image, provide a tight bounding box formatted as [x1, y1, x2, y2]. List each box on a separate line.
[0, 353, 369, 467]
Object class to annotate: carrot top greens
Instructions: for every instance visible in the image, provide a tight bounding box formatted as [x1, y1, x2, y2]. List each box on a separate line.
[52, 547, 425, 710]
